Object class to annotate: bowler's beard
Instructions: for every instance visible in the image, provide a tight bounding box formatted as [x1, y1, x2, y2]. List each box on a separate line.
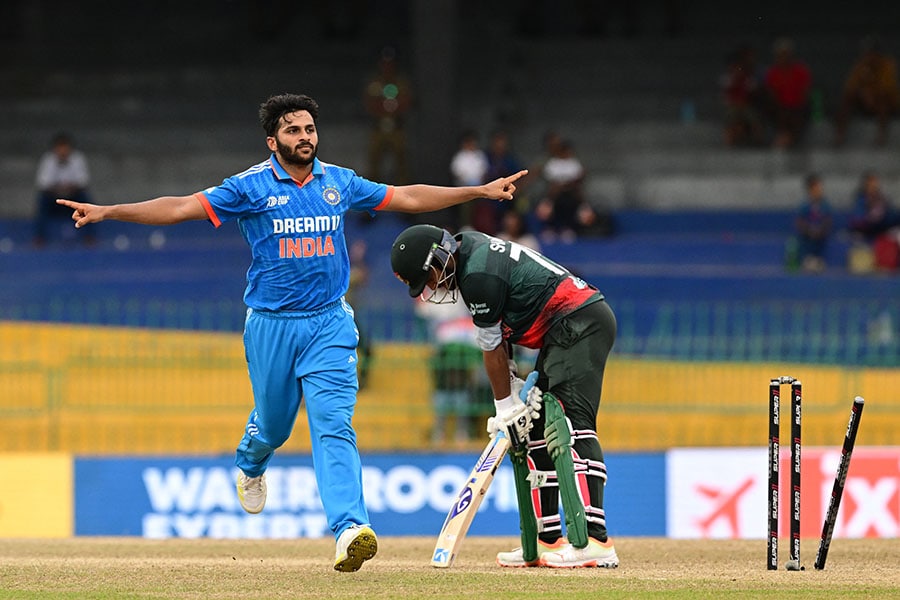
[276, 139, 317, 166]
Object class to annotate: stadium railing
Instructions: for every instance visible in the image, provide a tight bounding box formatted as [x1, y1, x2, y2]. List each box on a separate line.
[1, 299, 897, 454]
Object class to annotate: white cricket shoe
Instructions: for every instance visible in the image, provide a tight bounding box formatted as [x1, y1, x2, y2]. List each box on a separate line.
[540, 537, 619, 568]
[334, 525, 378, 572]
[236, 472, 267, 514]
[496, 538, 568, 567]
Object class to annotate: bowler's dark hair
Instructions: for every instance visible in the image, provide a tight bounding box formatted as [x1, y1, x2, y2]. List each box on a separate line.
[259, 94, 319, 137]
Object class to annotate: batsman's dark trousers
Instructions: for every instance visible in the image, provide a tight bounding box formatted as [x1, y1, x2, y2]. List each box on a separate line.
[531, 297, 617, 541]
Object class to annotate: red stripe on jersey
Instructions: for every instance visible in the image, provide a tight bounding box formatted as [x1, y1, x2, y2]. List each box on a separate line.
[373, 185, 395, 211]
[510, 277, 597, 349]
[194, 192, 222, 228]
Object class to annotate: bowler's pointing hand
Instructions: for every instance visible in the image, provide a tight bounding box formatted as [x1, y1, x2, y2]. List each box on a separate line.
[56, 198, 106, 228]
[483, 169, 528, 201]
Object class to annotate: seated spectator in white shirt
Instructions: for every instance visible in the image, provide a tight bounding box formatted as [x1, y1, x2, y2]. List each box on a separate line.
[34, 132, 95, 246]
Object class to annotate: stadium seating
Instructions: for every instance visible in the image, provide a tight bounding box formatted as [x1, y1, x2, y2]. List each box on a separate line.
[2, 0, 898, 452]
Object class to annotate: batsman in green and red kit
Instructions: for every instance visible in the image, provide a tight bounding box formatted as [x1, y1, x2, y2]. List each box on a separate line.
[391, 224, 619, 568]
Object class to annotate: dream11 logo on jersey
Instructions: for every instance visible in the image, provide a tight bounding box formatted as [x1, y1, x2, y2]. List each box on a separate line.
[273, 215, 340, 258]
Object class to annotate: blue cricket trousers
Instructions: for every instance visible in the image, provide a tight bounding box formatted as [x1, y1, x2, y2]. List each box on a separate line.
[235, 298, 369, 539]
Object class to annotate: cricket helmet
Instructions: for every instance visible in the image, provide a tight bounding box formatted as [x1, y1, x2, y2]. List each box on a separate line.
[390, 224, 458, 300]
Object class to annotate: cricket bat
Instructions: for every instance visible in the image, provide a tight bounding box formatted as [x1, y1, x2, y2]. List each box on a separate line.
[431, 430, 511, 568]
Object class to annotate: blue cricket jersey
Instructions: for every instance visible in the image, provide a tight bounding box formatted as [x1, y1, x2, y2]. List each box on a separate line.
[195, 155, 392, 311]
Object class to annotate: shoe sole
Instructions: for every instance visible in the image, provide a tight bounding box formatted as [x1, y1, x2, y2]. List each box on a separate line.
[237, 497, 265, 514]
[334, 528, 378, 573]
[495, 559, 542, 568]
[541, 558, 619, 569]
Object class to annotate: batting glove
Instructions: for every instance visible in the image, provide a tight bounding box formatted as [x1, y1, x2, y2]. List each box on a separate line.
[517, 371, 543, 419]
[487, 371, 543, 443]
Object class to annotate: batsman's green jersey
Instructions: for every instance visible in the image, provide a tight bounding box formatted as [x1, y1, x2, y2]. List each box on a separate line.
[454, 231, 602, 348]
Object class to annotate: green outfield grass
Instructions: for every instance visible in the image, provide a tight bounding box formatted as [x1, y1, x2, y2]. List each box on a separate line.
[1, 536, 897, 599]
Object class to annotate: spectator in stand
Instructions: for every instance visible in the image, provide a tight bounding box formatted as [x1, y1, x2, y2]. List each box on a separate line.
[529, 129, 563, 173]
[793, 174, 834, 272]
[484, 129, 529, 228]
[848, 171, 898, 241]
[450, 130, 490, 232]
[450, 130, 488, 187]
[720, 42, 766, 147]
[833, 35, 900, 147]
[485, 130, 527, 187]
[33, 132, 95, 246]
[763, 37, 813, 149]
[497, 208, 541, 253]
[521, 130, 556, 236]
[533, 137, 599, 243]
[363, 46, 413, 184]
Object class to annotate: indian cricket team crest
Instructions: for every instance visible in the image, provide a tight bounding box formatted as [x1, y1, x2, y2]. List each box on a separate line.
[322, 187, 341, 205]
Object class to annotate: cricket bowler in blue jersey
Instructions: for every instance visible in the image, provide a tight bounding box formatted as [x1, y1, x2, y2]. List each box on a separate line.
[58, 93, 527, 572]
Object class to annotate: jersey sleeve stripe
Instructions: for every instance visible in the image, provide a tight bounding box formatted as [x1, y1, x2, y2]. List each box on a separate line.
[194, 191, 222, 228]
[373, 185, 394, 211]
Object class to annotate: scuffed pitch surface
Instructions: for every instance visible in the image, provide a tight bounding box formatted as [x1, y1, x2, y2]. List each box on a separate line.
[1, 537, 898, 599]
